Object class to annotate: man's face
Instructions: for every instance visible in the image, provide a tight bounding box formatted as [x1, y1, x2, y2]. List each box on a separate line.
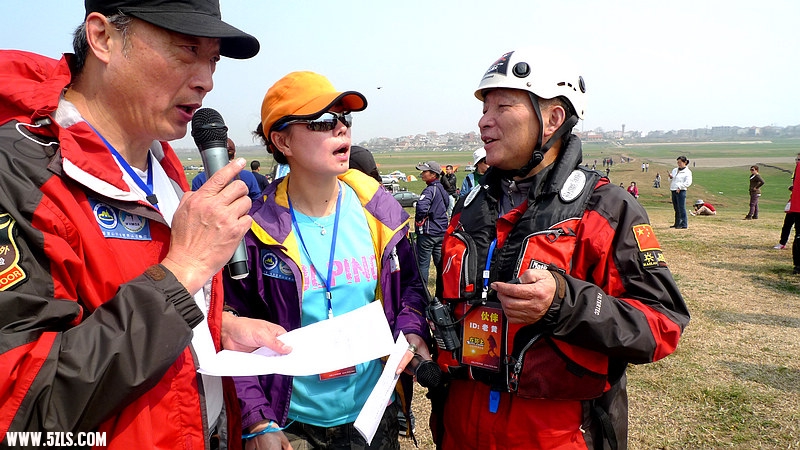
[478, 89, 538, 170]
[420, 170, 437, 183]
[446, 166, 454, 175]
[476, 159, 489, 175]
[105, 18, 221, 144]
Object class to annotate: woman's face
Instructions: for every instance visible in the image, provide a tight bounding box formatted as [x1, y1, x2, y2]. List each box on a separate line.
[677, 159, 687, 169]
[278, 108, 352, 177]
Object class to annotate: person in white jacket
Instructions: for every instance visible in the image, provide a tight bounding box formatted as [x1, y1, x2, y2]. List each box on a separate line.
[668, 155, 693, 228]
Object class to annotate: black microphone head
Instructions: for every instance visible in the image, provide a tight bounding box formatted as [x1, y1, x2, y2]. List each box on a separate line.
[191, 108, 228, 150]
[415, 359, 443, 388]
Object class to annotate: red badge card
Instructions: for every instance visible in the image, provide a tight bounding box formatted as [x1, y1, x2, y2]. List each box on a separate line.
[460, 304, 503, 372]
[319, 366, 357, 381]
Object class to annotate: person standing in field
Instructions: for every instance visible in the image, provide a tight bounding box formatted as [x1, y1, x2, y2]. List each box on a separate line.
[669, 155, 693, 228]
[744, 165, 765, 220]
[442, 164, 458, 216]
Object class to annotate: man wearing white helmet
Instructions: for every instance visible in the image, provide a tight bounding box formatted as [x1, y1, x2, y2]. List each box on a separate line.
[431, 49, 690, 449]
[459, 147, 490, 198]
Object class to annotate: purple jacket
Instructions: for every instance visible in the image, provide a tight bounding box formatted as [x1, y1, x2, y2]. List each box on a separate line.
[223, 169, 429, 430]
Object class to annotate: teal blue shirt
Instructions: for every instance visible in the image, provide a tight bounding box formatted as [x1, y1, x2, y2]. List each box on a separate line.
[288, 183, 383, 426]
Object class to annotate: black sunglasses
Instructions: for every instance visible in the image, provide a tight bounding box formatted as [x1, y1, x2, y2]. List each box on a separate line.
[278, 111, 352, 132]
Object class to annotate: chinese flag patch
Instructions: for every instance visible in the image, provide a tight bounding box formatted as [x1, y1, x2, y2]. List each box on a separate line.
[632, 224, 661, 251]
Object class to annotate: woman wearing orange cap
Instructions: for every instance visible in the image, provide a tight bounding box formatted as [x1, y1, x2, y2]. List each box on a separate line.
[222, 71, 430, 449]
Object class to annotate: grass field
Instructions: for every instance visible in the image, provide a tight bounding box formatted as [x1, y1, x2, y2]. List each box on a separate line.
[184, 139, 800, 449]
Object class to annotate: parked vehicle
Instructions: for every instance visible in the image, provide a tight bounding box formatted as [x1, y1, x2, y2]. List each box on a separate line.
[392, 190, 420, 207]
[388, 170, 407, 180]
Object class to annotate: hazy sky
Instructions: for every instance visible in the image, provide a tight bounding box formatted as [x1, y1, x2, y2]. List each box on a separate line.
[2, 0, 798, 150]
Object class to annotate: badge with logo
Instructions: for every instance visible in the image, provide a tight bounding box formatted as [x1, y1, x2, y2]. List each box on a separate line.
[559, 170, 587, 203]
[481, 51, 513, 81]
[261, 249, 295, 281]
[90, 199, 151, 240]
[632, 224, 666, 269]
[460, 303, 503, 372]
[0, 213, 27, 291]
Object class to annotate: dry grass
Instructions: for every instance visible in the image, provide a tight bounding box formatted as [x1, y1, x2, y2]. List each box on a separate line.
[400, 207, 800, 450]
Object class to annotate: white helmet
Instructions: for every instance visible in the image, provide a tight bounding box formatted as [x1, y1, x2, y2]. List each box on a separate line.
[475, 48, 587, 119]
[472, 147, 487, 166]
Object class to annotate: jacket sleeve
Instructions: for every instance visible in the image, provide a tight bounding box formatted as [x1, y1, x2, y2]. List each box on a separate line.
[222, 240, 291, 430]
[755, 175, 765, 190]
[440, 175, 453, 192]
[541, 185, 690, 364]
[0, 264, 202, 434]
[460, 175, 472, 197]
[390, 235, 431, 341]
[678, 170, 693, 190]
[414, 185, 434, 223]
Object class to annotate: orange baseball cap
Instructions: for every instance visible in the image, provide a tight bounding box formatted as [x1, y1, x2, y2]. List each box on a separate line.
[260, 71, 367, 137]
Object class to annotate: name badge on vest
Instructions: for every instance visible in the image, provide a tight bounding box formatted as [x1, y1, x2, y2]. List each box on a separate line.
[460, 303, 503, 372]
[89, 199, 152, 241]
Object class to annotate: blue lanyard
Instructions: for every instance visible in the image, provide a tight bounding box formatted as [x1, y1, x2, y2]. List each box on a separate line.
[86, 123, 159, 209]
[288, 183, 342, 319]
[483, 239, 497, 299]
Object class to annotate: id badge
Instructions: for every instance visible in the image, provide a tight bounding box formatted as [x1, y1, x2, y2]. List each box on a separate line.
[319, 366, 356, 381]
[460, 303, 503, 372]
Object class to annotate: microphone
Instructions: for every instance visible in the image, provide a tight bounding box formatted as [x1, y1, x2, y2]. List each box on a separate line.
[406, 354, 443, 388]
[191, 108, 250, 280]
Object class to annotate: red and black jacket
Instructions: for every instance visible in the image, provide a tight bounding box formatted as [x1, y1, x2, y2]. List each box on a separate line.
[0, 51, 241, 449]
[436, 134, 690, 445]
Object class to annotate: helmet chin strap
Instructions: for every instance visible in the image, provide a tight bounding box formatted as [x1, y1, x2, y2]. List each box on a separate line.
[513, 93, 579, 178]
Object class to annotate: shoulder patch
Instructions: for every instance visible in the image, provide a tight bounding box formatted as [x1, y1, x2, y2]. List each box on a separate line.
[632, 224, 667, 269]
[0, 214, 27, 291]
[632, 224, 660, 251]
[560, 170, 587, 203]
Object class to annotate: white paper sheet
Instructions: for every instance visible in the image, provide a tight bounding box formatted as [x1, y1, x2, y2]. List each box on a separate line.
[354, 332, 409, 445]
[197, 301, 395, 377]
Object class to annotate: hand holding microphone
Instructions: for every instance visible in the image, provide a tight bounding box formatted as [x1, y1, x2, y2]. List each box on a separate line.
[398, 337, 443, 388]
[161, 109, 251, 295]
[406, 353, 443, 388]
[191, 108, 250, 280]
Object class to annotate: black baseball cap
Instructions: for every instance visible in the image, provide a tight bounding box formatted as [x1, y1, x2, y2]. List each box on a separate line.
[85, 0, 259, 59]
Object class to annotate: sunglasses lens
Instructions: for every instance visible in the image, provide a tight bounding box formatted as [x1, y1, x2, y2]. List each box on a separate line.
[306, 117, 337, 132]
[289, 112, 353, 132]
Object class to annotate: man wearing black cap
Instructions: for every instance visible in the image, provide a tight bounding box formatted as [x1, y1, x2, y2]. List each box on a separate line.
[414, 161, 449, 287]
[0, 2, 289, 448]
